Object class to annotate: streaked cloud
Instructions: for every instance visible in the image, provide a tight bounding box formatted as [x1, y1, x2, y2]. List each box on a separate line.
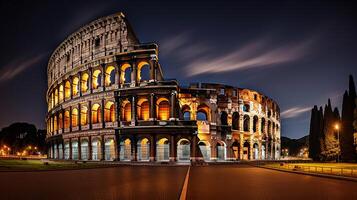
[0, 54, 46, 82]
[281, 106, 312, 119]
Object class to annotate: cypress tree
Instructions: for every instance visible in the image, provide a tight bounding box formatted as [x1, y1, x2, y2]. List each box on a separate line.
[309, 106, 318, 160]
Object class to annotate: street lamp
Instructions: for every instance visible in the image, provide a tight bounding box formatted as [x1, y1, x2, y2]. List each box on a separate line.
[335, 123, 340, 163]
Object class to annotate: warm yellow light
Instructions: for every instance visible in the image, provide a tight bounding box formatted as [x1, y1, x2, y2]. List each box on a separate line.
[335, 124, 339, 130]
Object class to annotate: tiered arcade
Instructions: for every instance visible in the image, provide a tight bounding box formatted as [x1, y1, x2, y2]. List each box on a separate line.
[46, 13, 281, 162]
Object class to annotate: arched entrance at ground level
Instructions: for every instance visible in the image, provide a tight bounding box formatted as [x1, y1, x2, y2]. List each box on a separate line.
[253, 143, 259, 160]
[64, 142, 70, 159]
[81, 140, 89, 160]
[105, 138, 116, 161]
[58, 143, 63, 159]
[261, 144, 266, 160]
[177, 139, 190, 162]
[216, 141, 226, 161]
[243, 141, 250, 160]
[53, 144, 58, 159]
[71, 140, 79, 160]
[198, 141, 211, 161]
[232, 140, 240, 160]
[156, 138, 170, 161]
[137, 138, 150, 161]
[120, 139, 132, 161]
[91, 138, 101, 161]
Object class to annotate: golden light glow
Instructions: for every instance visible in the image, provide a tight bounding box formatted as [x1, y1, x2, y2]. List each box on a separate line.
[122, 101, 131, 122]
[157, 98, 169, 120]
[81, 106, 88, 125]
[65, 81, 71, 99]
[92, 69, 102, 89]
[138, 99, 149, 120]
[64, 110, 70, 128]
[54, 89, 58, 105]
[81, 73, 89, 92]
[105, 66, 115, 86]
[72, 77, 79, 96]
[158, 138, 169, 145]
[141, 138, 149, 145]
[121, 63, 131, 83]
[53, 116, 58, 131]
[335, 123, 339, 130]
[104, 101, 115, 122]
[72, 108, 79, 127]
[59, 84, 64, 102]
[137, 61, 150, 81]
[59, 113, 63, 129]
[91, 103, 101, 124]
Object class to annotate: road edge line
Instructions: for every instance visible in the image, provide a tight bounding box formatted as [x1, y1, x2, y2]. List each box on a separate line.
[179, 166, 191, 200]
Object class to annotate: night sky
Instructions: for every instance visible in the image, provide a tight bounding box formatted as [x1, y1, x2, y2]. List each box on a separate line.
[0, 0, 356, 139]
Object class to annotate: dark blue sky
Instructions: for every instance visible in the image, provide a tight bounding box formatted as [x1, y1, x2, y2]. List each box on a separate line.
[0, 0, 356, 139]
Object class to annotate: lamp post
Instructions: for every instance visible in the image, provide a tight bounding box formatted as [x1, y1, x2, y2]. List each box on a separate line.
[335, 123, 340, 163]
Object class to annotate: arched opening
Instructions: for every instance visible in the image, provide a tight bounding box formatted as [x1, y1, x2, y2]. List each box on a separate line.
[71, 140, 78, 160]
[51, 93, 54, 109]
[104, 101, 115, 122]
[54, 89, 58, 105]
[53, 116, 58, 132]
[120, 138, 132, 161]
[232, 140, 240, 160]
[58, 113, 63, 130]
[261, 118, 266, 133]
[64, 141, 70, 159]
[182, 105, 191, 121]
[268, 121, 271, 135]
[72, 108, 78, 127]
[65, 81, 71, 99]
[220, 111, 228, 125]
[232, 112, 239, 130]
[137, 138, 150, 161]
[253, 116, 258, 132]
[121, 63, 131, 84]
[216, 141, 226, 161]
[81, 73, 89, 93]
[177, 139, 190, 162]
[157, 98, 169, 120]
[243, 104, 250, 112]
[81, 106, 88, 126]
[138, 61, 150, 82]
[91, 138, 101, 160]
[253, 143, 259, 159]
[105, 138, 115, 161]
[243, 141, 250, 160]
[138, 99, 149, 120]
[156, 138, 170, 161]
[198, 141, 211, 161]
[81, 139, 89, 160]
[58, 143, 63, 159]
[59, 85, 64, 102]
[261, 143, 266, 160]
[53, 144, 58, 159]
[244, 115, 250, 132]
[91, 104, 101, 124]
[197, 104, 210, 121]
[72, 77, 79, 96]
[121, 101, 131, 122]
[64, 111, 70, 129]
[92, 69, 102, 89]
[105, 66, 116, 86]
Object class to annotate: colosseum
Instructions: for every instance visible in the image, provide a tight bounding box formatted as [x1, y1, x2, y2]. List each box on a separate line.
[46, 12, 281, 163]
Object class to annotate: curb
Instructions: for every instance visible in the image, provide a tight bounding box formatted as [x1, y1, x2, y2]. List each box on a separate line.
[255, 165, 357, 183]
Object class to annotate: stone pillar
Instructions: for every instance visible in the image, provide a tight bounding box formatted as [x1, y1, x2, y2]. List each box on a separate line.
[88, 101, 92, 129]
[249, 137, 253, 160]
[239, 114, 244, 133]
[149, 93, 156, 121]
[115, 130, 120, 161]
[116, 97, 121, 124]
[78, 137, 81, 160]
[101, 135, 105, 161]
[170, 135, 175, 162]
[62, 109, 65, 132]
[88, 136, 92, 160]
[69, 106, 72, 132]
[78, 71, 82, 96]
[78, 103, 81, 131]
[149, 56, 156, 81]
[258, 141, 262, 160]
[101, 99, 105, 128]
[132, 136, 137, 161]
[101, 64, 105, 90]
[89, 68, 93, 94]
[191, 135, 197, 162]
[131, 96, 137, 125]
[69, 138, 72, 160]
[150, 135, 156, 161]
[115, 64, 120, 86]
[131, 61, 137, 87]
[170, 91, 176, 120]
[239, 134, 244, 160]
[56, 140, 60, 159]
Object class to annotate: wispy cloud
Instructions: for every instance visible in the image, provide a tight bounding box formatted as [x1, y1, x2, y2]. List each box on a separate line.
[0, 54, 46, 82]
[281, 106, 312, 119]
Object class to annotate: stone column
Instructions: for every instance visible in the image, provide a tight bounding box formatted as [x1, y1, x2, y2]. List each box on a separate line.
[149, 93, 156, 121]
[101, 135, 105, 161]
[101, 99, 105, 128]
[239, 134, 244, 160]
[89, 68, 93, 94]
[69, 138, 72, 160]
[78, 137, 81, 160]
[170, 135, 175, 162]
[56, 140, 60, 159]
[249, 137, 253, 160]
[191, 135, 197, 162]
[101, 64, 105, 90]
[150, 135, 156, 161]
[88, 101, 92, 129]
[78, 71, 82, 96]
[69, 106, 72, 132]
[149, 55, 156, 82]
[115, 131, 120, 161]
[170, 91, 176, 120]
[131, 61, 137, 87]
[132, 136, 137, 161]
[78, 103, 81, 131]
[131, 96, 137, 125]
[88, 136, 92, 160]
[115, 96, 121, 124]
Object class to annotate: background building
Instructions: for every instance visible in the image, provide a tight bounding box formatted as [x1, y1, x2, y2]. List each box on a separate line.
[46, 12, 281, 162]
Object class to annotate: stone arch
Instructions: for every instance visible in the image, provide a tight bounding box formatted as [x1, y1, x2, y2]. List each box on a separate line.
[64, 110, 70, 129]
[105, 65, 116, 86]
[137, 138, 150, 161]
[198, 140, 211, 161]
[59, 84, 64, 102]
[121, 63, 131, 84]
[121, 100, 131, 122]
[261, 118, 266, 133]
[72, 77, 79, 96]
[91, 137, 102, 160]
[104, 138, 116, 161]
[71, 108, 79, 127]
[157, 97, 170, 120]
[64, 80, 71, 99]
[243, 115, 250, 132]
[177, 138, 191, 161]
[253, 115, 258, 132]
[243, 141, 250, 160]
[137, 61, 150, 82]
[58, 113, 63, 129]
[120, 138, 132, 161]
[232, 112, 239, 130]
[54, 88, 58, 105]
[92, 69, 102, 89]
[104, 101, 115, 122]
[232, 140, 240, 160]
[137, 98, 149, 120]
[253, 143, 259, 159]
[197, 104, 210, 121]
[216, 140, 226, 161]
[80, 105, 88, 125]
[91, 103, 101, 124]
[156, 138, 170, 161]
[80, 139, 89, 160]
[220, 111, 228, 125]
[81, 72, 89, 92]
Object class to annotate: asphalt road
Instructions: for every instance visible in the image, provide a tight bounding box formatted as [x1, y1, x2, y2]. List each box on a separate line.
[1, 164, 357, 200]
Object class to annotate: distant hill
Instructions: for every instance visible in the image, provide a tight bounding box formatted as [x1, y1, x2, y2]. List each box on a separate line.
[281, 135, 309, 156]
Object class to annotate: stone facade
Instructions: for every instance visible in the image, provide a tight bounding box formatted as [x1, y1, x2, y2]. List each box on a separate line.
[46, 12, 281, 162]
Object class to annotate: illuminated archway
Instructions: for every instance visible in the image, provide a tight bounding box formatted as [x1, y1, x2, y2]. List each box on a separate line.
[91, 138, 101, 160]
[156, 138, 169, 161]
[59, 85, 64, 102]
[137, 61, 150, 82]
[72, 108, 79, 127]
[253, 116, 258, 132]
[182, 105, 191, 120]
[91, 103, 101, 124]
[72, 77, 79, 96]
[138, 98, 149, 120]
[64, 110, 70, 129]
[120, 63, 131, 84]
[177, 139, 190, 161]
[105, 138, 116, 161]
[64, 81, 71, 99]
[216, 141, 226, 161]
[157, 98, 169, 120]
[81, 73, 89, 92]
[121, 101, 131, 122]
[92, 69, 102, 89]
[81, 106, 88, 125]
[105, 66, 116, 86]
[54, 89, 58, 105]
[244, 115, 250, 132]
[197, 104, 210, 121]
[53, 116, 58, 131]
[58, 113, 63, 129]
[198, 141, 211, 161]
[137, 138, 150, 161]
[120, 138, 132, 161]
[81, 139, 89, 160]
[104, 101, 115, 122]
[232, 112, 239, 130]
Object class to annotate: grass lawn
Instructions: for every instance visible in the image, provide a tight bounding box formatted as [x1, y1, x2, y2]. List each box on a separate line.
[0, 159, 107, 171]
[290, 163, 357, 170]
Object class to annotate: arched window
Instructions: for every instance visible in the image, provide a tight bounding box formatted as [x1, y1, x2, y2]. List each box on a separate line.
[221, 111, 228, 125]
[72, 77, 79, 96]
[244, 115, 250, 132]
[50, 92, 54, 109]
[261, 118, 266, 133]
[104, 101, 115, 122]
[232, 112, 239, 130]
[91, 104, 101, 124]
[253, 116, 258, 132]
[54, 89, 58, 105]
[138, 99, 149, 120]
[243, 104, 250, 112]
[105, 66, 116, 86]
[138, 61, 150, 82]
[64, 111, 70, 129]
[81, 106, 88, 125]
[157, 98, 169, 120]
[121, 64, 131, 84]
[92, 69, 102, 89]
[59, 85, 64, 102]
[81, 73, 89, 92]
[268, 121, 271, 135]
[54, 116, 58, 131]
[182, 105, 191, 121]
[58, 113, 63, 129]
[65, 81, 71, 99]
[197, 104, 210, 121]
[122, 101, 131, 122]
[72, 108, 78, 127]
